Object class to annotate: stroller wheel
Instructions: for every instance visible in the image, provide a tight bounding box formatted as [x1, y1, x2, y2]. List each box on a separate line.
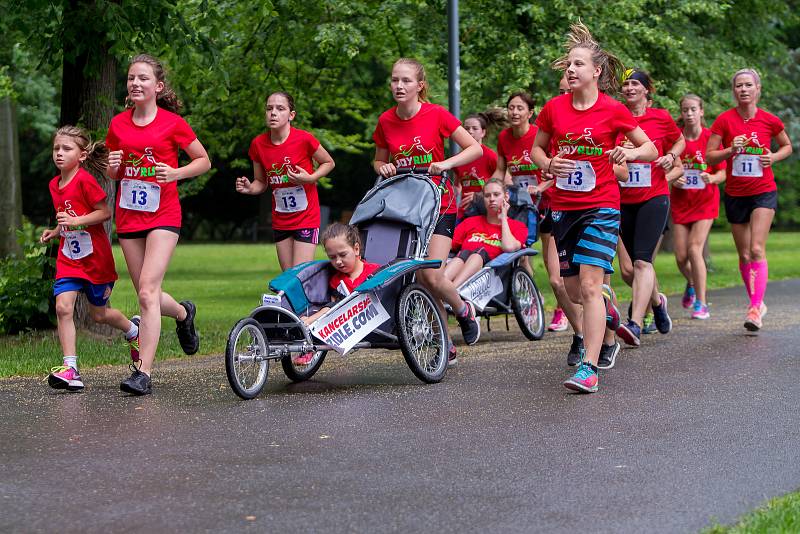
[225, 318, 269, 399]
[396, 283, 448, 383]
[281, 350, 327, 382]
[511, 267, 545, 340]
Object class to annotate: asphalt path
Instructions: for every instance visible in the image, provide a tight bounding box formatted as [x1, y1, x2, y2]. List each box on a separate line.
[3, 280, 800, 533]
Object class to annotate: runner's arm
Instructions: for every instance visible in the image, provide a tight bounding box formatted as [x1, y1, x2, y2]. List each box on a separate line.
[428, 127, 482, 174]
[705, 133, 730, 166]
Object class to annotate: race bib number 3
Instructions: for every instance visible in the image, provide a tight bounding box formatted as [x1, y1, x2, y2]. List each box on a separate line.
[61, 230, 93, 260]
[120, 179, 161, 212]
[274, 186, 308, 213]
[732, 154, 763, 178]
[621, 163, 652, 188]
[556, 161, 596, 192]
[682, 169, 705, 190]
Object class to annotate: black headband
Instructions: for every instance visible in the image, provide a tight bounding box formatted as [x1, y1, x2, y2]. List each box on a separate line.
[627, 70, 651, 90]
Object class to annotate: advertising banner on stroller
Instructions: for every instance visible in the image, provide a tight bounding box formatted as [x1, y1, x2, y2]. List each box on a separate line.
[310, 292, 390, 354]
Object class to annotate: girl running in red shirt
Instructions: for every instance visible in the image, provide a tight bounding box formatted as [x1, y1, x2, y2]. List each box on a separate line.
[41, 126, 140, 392]
[445, 179, 527, 286]
[706, 68, 793, 331]
[452, 112, 499, 221]
[236, 92, 335, 270]
[105, 54, 211, 395]
[531, 23, 656, 393]
[373, 58, 483, 366]
[670, 94, 726, 320]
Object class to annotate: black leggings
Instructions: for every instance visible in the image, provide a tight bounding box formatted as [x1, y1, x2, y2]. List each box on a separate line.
[620, 195, 669, 263]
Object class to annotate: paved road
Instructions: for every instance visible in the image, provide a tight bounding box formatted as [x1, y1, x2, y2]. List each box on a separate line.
[3, 280, 800, 533]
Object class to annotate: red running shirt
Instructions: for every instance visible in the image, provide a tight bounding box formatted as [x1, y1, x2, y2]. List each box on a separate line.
[373, 103, 462, 215]
[535, 93, 639, 211]
[248, 128, 322, 231]
[48, 168, 118, 284]
[452, 215, 528, 261]
[329, 261, 381, 297]
[618, 108, 682, 205]
[670, 128, 724, 225]
[497, 125, 551, 209]
[106, 107, 197, 233]
[709, 108, 784, 197]
[453, 144, 498, 219]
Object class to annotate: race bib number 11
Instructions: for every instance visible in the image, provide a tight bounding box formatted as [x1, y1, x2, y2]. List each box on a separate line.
[732, 154, 763, 178]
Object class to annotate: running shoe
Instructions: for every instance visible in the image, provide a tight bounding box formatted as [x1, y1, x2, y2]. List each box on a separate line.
[760, 302, 768, 318]
[682, 284, 696, 309]
[652, 293, 672, 334]
[567, 334, 584, 367]
[456, 301, 480, 345]
[176, 301, 199, 355]
[597, 341, 621, 370]
[47, 366, 84, 392]
[292, 352, 315, 366]
[616, 320, 641, 347]
[744, 306, 762, 331]
[447, 340, 458, 368]
[127, 315, 140, 362]
[548, 308, 569, 332]
[120, 363, 152, 396]
[601, 284, 621, 331]
[563, 361, 599, 393]
[642, 312, 656, 334]
[691, 301, 710, 320]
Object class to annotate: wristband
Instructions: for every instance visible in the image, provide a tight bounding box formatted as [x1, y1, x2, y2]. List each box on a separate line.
[547, 158, 553, 174]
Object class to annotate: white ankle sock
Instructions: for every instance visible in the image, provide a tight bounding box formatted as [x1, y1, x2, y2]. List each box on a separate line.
[125, 321, 139, 340]
[63, 356, 78, 370]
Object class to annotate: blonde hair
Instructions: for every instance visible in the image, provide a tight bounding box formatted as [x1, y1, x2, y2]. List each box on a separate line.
[677, 93, 706, 128]
[53, 125, 108, 179]
[552, 21, 625, 94]
[393, 58, 429, 102]
[126, 54, 181, 113]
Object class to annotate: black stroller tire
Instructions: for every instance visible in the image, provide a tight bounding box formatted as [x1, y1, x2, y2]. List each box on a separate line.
[225, 318, 270, 399]
[281, 350, 327, 382]
[511, 267, 545, 341]
[396, 283, 448, 383]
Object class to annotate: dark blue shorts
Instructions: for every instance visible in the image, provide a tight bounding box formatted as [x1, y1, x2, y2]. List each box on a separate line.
[53, 278, 115, 306]
[551, 208, 620, 277]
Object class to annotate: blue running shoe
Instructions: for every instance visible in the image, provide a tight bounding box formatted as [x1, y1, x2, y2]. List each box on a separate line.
[652, 293, 672, 334]
[563, 361, 599, 393]
[616, 320, 641, 347]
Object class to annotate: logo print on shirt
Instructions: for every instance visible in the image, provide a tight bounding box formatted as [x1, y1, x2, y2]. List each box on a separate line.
[738, 132, 765, 155]
[124, 147, 158, 177]
[682, 151, 708, 171]
[466, 232, 502, 248]
[508, 149, 539, 173]
[460, 167, 485, 187]
[267, 157, 298, 185]
[557, 128, 603, 156]
[393, 136, 434, 168]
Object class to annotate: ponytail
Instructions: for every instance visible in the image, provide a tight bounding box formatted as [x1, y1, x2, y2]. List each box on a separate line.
[552, 20, 625, 94]
[466, 108, 508, 132]
[53, 125, 109, 180]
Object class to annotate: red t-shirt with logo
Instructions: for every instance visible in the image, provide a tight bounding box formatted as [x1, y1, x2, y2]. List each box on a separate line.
[329, 261, 380, 297]
[670, 128, 724, 225]
[248, 128, 322, 231]
[618, 107, 682, 205]
[709, 107, 784, 197]
[106, 107, 197, 233]
[497, 125, 550, 207]
[536, 93, 639, 211]
[48, 168, 118, 284]
[373, 103, 461, 215]
[453, 144, 498, 219]
[452, 215, 528, 261]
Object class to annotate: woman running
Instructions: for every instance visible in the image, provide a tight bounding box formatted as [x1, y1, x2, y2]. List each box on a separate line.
[670, 94, 726, 319]
[532, 23, 656, 392]
[373, 58, 483, 365]
[452, 112, 499, 221]
[706, 68, 793, 331]
[614, 69, 685, 347]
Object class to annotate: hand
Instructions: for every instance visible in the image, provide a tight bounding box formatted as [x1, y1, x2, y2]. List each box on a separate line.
[108, 150, 123, 170]
[460, 191, 475, 209]
[732, 135, 748, 150]
[235, 176, 254, 194]
[56, 212, 80, 228]
[499, 199, 510, 219]
[760, 149, 774, 168]
[620, 140, 635, 150]
[287, 167, 314, 184]
[40, 228, 60, 243]
[656, 154, 676, 170]
[607, 146, 630, 165]
[675, 174, 687, 187]
[700, 172, 713, 185]
[155, 162, 182, 183]
[548, 156, 575, 178]
[527, 183, 542, 196]
[428, 161, 451, 175]
[378, 162, 397, 178]
[301, 315, 315, 326]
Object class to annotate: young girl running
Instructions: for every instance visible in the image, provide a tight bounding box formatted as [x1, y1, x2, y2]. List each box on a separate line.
[531, 23, 657, 392]
[452, 112, 500, 221]
[373, 58, 483, 365]
[615, 69, 685, 347]
[445, 179, 527, 286]
[706, 68, 793, 331]
[236, 92, 335, 270]
[41, 126, 140, 391]
[670, 94, 726, 320]
[105, 54, 211, 395]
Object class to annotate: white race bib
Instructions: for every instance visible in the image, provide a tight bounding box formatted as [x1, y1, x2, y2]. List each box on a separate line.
[682, 169, 705, 190]
[120, 179, 161, 212]
[61, 230, 93, 260]
[621, 163, 652, 188]
[513, 175, 533, 190]
[274, 186, 308, 213]
[556, 161, 596, 192]
[732, 154, 763, 178]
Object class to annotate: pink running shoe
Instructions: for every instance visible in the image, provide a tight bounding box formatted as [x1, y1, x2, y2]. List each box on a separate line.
[563, 362, 599, 393]
[691, 302, 710, 320]
[293, 352, 315, 366]
[744, 306, 762, 331]
[47, 366, 84, 392]
[682, 284, 696, 309]
[548, 308, 569, 332]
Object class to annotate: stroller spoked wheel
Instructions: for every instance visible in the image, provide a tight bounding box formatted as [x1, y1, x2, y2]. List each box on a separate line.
[511, 267, 545, 341]
[225, 318, 270, 399]
[396, 283, 448, 383]
[281, 350, 327, 382]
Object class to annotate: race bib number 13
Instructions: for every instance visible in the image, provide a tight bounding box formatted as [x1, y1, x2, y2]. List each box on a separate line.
[120, 179, 161, 212]
[274, 186, 309, 213]
[556, 161, 596, 192]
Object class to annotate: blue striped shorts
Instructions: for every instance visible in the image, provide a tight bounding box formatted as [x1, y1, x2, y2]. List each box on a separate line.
[551, 208, 620, 277]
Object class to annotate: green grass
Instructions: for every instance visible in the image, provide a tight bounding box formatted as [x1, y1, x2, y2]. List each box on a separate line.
[1, 231, 799, 377]
[704, 491, 800, 533]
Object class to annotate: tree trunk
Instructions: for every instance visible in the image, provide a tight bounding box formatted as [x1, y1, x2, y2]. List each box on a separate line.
[0, 98, 22, 257]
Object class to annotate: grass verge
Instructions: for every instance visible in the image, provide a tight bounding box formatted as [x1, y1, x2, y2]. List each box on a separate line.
[704, 491, 800, 533]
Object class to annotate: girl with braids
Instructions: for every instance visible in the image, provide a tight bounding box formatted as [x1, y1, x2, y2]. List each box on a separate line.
[706, 68, 793, 331]
[41, 126, 140, 392]
[531, 22, 656, 393]
[452, 110, 501, 221]
[105, 54, 212, 395]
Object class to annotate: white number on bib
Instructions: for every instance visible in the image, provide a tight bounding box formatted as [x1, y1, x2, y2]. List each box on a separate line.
[274, 186, 308, 213]
[120, 179, 161, 212]
[732, 154, 763, 178]
[61, 230, 93, 260]
[513, 175, 532, 190]
[682, 169, 705, 190]
[556, 161, 596, 192]
[621, 163, 652, 188]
